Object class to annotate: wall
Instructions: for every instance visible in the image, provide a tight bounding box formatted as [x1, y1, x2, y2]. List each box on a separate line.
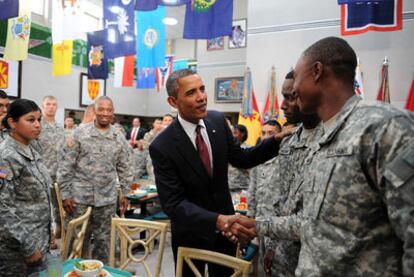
[247, 0, 414, 110]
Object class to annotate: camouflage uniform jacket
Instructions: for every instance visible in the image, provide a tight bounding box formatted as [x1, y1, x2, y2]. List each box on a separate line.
[57, 122, 133, 207]
[228, 143, 250, 191]
[0, 128, 9, 144]
[0, 136, 52, 257]
[37, 119, 65, 182]
[296, 95, 414, 276]
[142, 129, 160, 150]
[255, 125, 321, 276]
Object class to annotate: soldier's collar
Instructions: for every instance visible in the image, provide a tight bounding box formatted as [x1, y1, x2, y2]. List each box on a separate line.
[5, 136, 37, 161]
[318, 94, 361, 146]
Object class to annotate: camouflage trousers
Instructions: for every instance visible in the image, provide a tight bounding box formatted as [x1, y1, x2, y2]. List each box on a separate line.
[66, 203, 116, 264]
[0, 237, 48, 277]
[50, 184, 61, 225]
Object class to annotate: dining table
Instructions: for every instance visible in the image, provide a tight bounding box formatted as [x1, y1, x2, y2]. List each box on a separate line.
[39, 258, 132, 277]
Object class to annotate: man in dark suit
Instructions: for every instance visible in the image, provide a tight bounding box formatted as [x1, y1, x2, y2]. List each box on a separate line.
[126, 117, 147, 148]
[149, 69, 288, 276]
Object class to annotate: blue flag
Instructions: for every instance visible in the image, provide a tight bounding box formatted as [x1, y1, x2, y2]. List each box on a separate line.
[104, 0, 136, 59]
[135, 0, 189, 11]
[0, 0, 18, 20]
[183, 0, 233, 39]
[137, 68, 156, 89]
[341, 0, 402, 35]
[136, 7, 166, 68]
[87, 30, 108, 80]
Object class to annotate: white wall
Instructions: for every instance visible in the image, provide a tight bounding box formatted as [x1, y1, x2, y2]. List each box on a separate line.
[247, 0, 414, 110]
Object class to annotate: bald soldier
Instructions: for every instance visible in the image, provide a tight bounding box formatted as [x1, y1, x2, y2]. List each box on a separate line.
[57, 96, 133, 262]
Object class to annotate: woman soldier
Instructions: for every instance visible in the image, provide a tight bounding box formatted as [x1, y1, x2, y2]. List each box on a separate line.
[0, 99, 52, 276]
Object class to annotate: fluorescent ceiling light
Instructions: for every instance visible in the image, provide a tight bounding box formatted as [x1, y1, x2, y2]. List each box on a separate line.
[163, 17, 178, 26]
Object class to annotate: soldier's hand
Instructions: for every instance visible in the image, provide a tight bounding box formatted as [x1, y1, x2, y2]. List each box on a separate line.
[63, 198, 76, 215]
[120, 197, 129, 215]
[25, 249, 42, 266]
[264, 249, 274, 276]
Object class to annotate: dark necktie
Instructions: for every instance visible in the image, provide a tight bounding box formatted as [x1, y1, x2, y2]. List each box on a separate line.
[195, 125, 212, 177]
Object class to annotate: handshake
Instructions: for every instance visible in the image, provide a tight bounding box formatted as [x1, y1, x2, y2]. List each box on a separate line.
[216, 214, 257, 243]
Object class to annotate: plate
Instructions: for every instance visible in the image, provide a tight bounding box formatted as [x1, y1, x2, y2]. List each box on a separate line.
[64, 269, 112, 277]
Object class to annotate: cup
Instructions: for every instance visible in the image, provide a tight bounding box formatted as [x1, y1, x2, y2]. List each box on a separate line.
[46, 255, 62, 277]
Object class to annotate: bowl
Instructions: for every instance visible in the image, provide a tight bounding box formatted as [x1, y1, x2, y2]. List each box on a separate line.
[74, 260, 104, 277]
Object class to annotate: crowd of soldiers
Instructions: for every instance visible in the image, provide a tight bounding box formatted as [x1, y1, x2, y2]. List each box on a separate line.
[0, 36, 413, 277]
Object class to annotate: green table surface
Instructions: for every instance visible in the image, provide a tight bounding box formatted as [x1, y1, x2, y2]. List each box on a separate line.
[40, 258, 132, 277]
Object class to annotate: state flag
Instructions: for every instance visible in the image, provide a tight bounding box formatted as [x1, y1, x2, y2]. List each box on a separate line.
[137, 68, 156, 89]
[156, 55, 174, 91]
[87, 30, 108, 80]
[52, 40, 73, 76]
[104, 0, 136, 59]
[184, 0, 233, 39]
[52, 0, 84, 44]
[4, 0, 31, 61]
[0, 0, 19, 20]
[114, 55, 135, 87]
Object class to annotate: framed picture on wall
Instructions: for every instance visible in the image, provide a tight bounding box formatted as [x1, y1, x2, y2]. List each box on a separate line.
[214, 76, 244, 103]
[229, 19, 247, 49]
[79, 73, 106, 107]
[0, 53, 22, 99]
[207, 37, 224, 51]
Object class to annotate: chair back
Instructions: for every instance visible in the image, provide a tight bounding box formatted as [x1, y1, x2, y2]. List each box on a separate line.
[109, 218, 168, 277]
[54, 183, 66, 243]
[176, 247, 251, 277]
[61, 207, 92, 260]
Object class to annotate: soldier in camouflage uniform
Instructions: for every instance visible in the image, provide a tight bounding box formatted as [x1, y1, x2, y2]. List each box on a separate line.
[252, 72, 321, 277]
[37, 96, 65, 243]
[292, 37, 414, 276]
[0, 99, 52, 276]
[143, 117, 164, 181]
[0, 90, 10, 144]
[228, 124, 250, 194]
[57, 96, 133, 263]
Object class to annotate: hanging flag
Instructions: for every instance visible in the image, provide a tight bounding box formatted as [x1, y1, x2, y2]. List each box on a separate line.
[4, 0, 31, 61]
[52, 40, 73, 76]
[137, 68, 156, 89]
[0, 59, 9, 89]
[87, 30, 108, 80]
[341, 0, 402, 36]
[135, 0, 189, 10]
[183, 0, 233, 39]
[262, 66, 286, 125]
[405, 78, 414, 112]
[0, 0, 19, 20]
[114, 55, 135, 87]
[104, 0, 136, 59]
[238, 68, 262, 146]
[52, 0, 84, 44]
[156, 55, 174, 91]
[376, 57, 390, 103]
[172, 59, 188, 72]
[354, 58, 365, 98]
[136, 6, 166, 68]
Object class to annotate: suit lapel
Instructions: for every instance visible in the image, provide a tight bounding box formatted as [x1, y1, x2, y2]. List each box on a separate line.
[173, 120, 211, 182]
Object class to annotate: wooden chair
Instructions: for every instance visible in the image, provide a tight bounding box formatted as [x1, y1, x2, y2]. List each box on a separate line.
[176, 247, 251, 277]
[60, 207, 92, 260]
[54, 183, 66, 245]
[109, 218, 168, 277]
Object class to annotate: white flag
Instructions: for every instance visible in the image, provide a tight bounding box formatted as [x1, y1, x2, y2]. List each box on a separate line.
[52, 0, 84, 44]
[354, 59, 365, 99]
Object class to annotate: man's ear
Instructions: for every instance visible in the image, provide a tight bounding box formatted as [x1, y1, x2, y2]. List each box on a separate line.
[312, 61, 323, 83]
[167, 96, 178, 109]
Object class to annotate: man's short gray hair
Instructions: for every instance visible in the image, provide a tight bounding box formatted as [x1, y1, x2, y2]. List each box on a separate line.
[166, 69, 197, 98]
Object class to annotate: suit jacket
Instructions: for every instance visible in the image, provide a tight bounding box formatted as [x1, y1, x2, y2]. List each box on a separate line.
[149, 111, 279, 257]
[126, 127, 147, 141]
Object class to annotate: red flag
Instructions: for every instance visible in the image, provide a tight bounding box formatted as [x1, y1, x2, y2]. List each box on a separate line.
[114, 56, 135, 87]
[376, 58, 390, 103]
[405, 79, 414, 112]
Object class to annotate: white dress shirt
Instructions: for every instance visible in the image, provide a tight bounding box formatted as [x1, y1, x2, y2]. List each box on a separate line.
[178, 114, 213, 170]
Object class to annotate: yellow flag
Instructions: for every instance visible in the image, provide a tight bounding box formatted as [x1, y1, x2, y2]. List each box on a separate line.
[52, 40, 73, 76]
[238, 68, 262, 146]
[4, 0, 31, 61]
